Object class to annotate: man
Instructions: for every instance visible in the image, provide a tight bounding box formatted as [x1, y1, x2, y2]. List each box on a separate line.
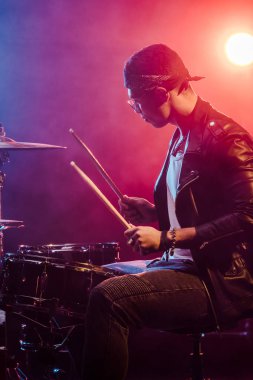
[83, 44, 253, 380]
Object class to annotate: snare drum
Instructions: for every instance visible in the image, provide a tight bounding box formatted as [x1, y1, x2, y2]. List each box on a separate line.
[18, 242, 120, 266]
[3, 250, 118, 315]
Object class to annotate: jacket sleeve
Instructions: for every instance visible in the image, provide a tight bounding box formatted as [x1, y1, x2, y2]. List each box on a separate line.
[195, 125, 253, 247]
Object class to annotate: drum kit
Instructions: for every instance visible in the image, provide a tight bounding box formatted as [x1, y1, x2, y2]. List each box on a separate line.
[0, 124, 123, 379]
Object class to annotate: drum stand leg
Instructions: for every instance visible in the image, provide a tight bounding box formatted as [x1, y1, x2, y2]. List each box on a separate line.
[4, 306, 83, 379]
[0, 131, 10, 262]
[0, 168, 6, 267]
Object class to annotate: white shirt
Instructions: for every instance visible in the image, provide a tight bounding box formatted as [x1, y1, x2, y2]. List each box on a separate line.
[166, 134, 193, 261]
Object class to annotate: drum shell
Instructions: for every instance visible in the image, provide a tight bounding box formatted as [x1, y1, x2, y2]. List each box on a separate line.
[17, 242, 120, 266]
[3, 253, 116, 315]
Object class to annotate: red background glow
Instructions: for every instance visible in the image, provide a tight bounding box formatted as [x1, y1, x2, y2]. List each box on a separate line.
[0, 0, 252, 260]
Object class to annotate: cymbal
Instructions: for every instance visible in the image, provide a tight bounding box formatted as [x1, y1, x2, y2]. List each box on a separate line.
[0, 137, 66, 150]
[0, 219, 24, 230]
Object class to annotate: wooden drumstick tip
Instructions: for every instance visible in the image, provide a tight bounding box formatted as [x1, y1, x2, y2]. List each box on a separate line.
[69, 128, 74, 134]
[70, 161, 75, 166]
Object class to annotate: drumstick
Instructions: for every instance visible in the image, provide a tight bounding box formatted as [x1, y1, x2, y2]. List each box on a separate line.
[69, 129, 124, 200]
[70, 161, 130, 230]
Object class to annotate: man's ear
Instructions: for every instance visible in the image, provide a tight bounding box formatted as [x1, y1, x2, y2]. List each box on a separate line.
[153, 87, 170, 104]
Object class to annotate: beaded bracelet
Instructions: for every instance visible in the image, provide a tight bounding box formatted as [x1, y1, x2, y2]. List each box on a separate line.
[169, 228, 176, 256]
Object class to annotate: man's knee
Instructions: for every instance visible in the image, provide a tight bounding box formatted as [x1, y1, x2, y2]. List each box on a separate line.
[87, 276, 124, 311]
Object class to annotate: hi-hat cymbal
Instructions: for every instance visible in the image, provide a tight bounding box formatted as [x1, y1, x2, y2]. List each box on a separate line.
[0, 137, 66, 150]
[0, 219, 24, 230]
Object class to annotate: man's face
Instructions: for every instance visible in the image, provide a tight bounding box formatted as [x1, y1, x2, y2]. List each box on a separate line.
[127, 88, 172, 128]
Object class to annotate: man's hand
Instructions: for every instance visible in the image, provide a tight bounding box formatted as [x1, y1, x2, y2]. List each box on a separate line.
[124, 225, 162, 253]
[119, 195, 157, 224]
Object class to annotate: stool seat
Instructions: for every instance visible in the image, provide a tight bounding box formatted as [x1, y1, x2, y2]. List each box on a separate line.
[175, 318, 253, 380]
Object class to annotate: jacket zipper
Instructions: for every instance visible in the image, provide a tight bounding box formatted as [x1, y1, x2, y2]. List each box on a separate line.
[199, 229, 244, 250]
[189, 187, 199, 217]
[176, 173, 200, 212]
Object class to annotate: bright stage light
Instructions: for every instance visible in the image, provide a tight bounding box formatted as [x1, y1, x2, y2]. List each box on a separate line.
[225, 32, 253, 66]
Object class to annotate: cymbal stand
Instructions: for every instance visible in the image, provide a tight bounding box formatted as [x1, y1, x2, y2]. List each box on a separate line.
[0, 126, 9, 379]
[0, 125, 10, 266]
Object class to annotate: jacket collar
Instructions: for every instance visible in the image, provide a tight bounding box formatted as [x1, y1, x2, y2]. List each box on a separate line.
[171, 97, 211, 153]
[177, 98, 212, 191]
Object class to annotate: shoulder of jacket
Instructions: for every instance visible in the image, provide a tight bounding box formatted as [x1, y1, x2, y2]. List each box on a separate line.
[206, 119, 245, 140]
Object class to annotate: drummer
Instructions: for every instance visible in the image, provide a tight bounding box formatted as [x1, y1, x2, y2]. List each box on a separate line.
[82, 44, 253, 380]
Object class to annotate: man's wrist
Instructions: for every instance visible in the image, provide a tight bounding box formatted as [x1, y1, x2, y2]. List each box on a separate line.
[159, 229, 177, 254]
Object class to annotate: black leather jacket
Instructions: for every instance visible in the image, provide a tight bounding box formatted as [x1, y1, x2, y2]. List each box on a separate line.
[154, 97, 253, 328]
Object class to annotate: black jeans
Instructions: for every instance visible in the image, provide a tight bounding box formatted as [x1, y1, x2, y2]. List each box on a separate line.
[82, 260, 214, 380]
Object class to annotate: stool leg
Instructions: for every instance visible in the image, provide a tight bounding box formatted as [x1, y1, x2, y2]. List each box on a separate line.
[190, 333, 204, 380]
